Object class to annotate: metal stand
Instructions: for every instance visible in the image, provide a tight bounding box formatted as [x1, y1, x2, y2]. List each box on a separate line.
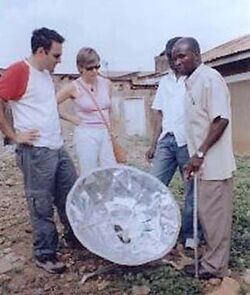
[193, 173, 199, 279]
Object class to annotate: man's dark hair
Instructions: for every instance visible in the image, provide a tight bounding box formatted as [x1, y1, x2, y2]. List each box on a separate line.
[31, 27, 65, 54]
[179, 37, 201, 55]
[165, 37, 182, 59]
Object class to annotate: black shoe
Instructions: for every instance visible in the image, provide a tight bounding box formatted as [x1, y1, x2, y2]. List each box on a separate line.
[183, 263, 222, 280]
[35, 255, 66, 274]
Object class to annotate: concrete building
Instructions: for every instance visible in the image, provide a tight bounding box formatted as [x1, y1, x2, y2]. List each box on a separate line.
[53, 71, 160, 138]
[202, 34, 250, 154]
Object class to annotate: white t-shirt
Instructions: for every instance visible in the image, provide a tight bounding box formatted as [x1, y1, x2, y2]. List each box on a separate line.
[9, 61, 63, 149]
[152, 72, 187, 147]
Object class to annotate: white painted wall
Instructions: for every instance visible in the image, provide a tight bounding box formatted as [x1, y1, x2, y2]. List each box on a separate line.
[124, 98, 146, 136]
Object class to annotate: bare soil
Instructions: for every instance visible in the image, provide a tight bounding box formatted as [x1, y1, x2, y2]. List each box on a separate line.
[0, 126, 152, 295]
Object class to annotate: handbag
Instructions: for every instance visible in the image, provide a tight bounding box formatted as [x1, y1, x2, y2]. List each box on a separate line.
[77, 80, 127, 164]
[110, 133, 127, 164]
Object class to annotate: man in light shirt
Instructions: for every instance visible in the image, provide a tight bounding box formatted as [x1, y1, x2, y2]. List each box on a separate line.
[0, 28, 78, 274]
[172, 37, 236, 279]
[146, 37, 199, 249]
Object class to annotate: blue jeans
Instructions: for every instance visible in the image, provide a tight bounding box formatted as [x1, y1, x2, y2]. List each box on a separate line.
[151, 133, 195, 242]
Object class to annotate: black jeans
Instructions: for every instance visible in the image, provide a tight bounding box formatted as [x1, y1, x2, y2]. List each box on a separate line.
[16, 145, 77, 258]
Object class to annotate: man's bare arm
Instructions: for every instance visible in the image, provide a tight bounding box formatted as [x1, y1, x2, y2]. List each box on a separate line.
[0, 99, 16, 140]
[145, 110, 162, 162]
[199, 116, 229, 155]
[0, 99, 40, 145]
[185, 116, 229, 176]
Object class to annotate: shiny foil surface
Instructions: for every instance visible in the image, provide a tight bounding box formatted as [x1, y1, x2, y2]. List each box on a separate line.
[66, 166, 181, 265]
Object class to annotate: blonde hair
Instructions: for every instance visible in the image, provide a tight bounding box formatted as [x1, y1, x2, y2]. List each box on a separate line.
[76, 47, 100, 73]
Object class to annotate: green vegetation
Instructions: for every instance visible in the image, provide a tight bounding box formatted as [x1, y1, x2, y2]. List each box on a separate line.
[230, 157, 250, 271]
[111, 266, 202, 295]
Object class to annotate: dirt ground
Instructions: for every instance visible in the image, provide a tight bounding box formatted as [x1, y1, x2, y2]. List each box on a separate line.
[0, 126, 153, 295]
[0, 125, 249, 294]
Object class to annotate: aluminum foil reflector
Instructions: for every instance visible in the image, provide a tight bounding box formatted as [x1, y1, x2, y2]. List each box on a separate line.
[66, 166, 181, 265]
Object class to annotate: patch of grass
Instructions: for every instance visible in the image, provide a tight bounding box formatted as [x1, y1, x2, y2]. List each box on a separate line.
[230, 158, 250, 271]
[169, 157, 250, 273]
[169, 174, 184, 201]
[238, 286, 249, 295]
[108, 266, 202, 295]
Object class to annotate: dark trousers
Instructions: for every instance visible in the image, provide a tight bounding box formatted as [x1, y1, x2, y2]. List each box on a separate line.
[16, 145, 77, 258]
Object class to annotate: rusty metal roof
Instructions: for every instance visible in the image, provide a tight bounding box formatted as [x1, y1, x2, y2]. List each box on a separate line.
[202, 34, 250, 63]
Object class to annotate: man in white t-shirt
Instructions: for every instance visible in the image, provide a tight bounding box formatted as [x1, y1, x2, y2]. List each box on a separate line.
[146, 37, 200, 248]
[0, 28, 78, 274]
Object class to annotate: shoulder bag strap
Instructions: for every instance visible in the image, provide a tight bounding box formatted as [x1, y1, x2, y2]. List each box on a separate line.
[76, 79, 112, 135]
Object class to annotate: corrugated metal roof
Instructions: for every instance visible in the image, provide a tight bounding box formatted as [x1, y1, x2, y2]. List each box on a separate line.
[202, 34, 250, 63]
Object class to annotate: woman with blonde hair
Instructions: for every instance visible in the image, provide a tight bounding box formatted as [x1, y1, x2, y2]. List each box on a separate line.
[57, 47, 116, 176]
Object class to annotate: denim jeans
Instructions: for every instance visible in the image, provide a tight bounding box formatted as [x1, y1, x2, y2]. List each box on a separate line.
[151, 133, 195, 242]
[15, 145, 77, 258]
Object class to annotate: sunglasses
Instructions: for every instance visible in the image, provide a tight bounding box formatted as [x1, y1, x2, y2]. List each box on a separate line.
[44, 49, 61, 59]
[52, 54, 61, 59]
[85, 64, 101, 71]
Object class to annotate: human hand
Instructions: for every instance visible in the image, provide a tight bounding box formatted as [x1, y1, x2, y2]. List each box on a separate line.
[145, 145, 156, 162]
[14, 130, 40, 145]
[184, 155, 204, 180]
[183, 164, 194, 180]
[190, 154, 204, 172]
[72, 116, 81, 126]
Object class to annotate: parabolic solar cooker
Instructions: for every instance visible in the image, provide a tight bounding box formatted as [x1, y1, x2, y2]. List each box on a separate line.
[66, 166, 181, 266]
